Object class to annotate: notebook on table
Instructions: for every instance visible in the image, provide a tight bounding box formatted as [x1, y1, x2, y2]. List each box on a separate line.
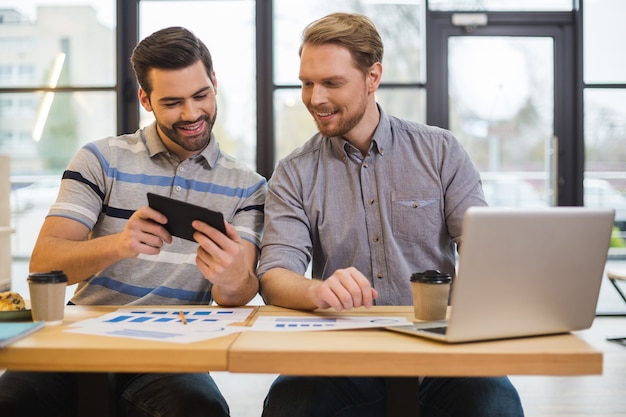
[0, 321, 45, 348]
[386, 206, 615, 343]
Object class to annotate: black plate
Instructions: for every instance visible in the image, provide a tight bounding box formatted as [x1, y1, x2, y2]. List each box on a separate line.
[0, 309, 33, 322]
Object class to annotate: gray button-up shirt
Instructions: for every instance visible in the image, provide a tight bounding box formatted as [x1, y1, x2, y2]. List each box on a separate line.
[258, 107, 486, 305]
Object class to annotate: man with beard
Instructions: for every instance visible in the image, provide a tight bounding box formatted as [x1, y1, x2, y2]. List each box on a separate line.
[257, 13, 524, 417]
[0, 27, 266, 417]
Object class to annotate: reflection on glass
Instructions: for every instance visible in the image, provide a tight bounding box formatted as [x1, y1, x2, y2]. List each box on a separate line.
[273, 0, 424, 85]
[584, 89, 626, 241]
[6, 91, 116, 257]
[273, 1, 426, 164]
[448, 36, 554, 207]
[0, 2, 117, 259]
[274, 89, 316, 164]
[0, 91, 115, 173]
[428, 0, 572, 11]
[139, 1, 256, 170]
[583, 0, 626, 84]
[375, 88, 426, 124]
[0, 2, 115, 87]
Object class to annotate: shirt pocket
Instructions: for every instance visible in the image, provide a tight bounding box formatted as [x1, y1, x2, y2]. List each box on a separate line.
[391, 189, 441, 243]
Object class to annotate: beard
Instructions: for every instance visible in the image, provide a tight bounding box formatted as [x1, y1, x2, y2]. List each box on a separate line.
[157, 106, 218, 153]
[309, 101, 366, 138]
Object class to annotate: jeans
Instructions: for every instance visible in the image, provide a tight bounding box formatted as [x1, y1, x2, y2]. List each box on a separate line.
[262, 375, 524, 417]
[0, 371, 229, 417]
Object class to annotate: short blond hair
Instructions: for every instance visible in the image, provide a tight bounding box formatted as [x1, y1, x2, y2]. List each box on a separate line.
[299, 13, 384, 74]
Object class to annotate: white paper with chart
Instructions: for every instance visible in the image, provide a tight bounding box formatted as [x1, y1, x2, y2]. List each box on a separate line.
[65, 307, 253, 343]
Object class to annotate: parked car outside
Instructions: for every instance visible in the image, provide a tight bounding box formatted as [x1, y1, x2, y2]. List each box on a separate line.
[584, 178, 626, 231]
[480, 175, 547, 209]
[10, 177, 61, 214]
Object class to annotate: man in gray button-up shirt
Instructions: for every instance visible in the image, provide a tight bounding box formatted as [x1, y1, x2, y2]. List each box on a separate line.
[258, 12, 524, 417]
[258, 104, 484, 307]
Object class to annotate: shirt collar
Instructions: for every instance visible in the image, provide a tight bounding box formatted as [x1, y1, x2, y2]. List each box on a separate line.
[143, 121, 220, 167]
[330, 104, 390, 160]
[370, 104, 390, 156]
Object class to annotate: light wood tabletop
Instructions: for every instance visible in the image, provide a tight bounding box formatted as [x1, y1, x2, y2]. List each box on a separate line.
[228, 306, 603, 377]
[0, 305, 602, 377]
[0, 305, 255, 373]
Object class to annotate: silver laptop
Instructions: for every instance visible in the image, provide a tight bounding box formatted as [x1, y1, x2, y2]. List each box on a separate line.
[386, 206, 615, 343]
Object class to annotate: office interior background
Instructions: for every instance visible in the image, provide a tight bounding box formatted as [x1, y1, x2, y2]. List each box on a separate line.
[0, 0, 625, 311]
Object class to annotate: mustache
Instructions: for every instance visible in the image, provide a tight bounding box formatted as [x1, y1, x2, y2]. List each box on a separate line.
[173, 115, 209, 128]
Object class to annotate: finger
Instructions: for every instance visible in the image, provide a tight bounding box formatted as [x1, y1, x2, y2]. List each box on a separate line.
[139, 205, 168, 225]
[339, 268, 376, 308]
[326, 274, 361, 310]
[223, 221, 240, 241]
[138, 219, 171, 244]
[129, 207, 172, 243]
[125, 230, 163, 256]
[317, 281, 349, 311]
[192, 220, 231, 248]
[353, 274, 376, 308]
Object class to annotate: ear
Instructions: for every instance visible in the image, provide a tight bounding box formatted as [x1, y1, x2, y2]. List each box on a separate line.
[367, 62, 383, 93]
[211, 71, 218, 95]
[138, 88, 152, 112]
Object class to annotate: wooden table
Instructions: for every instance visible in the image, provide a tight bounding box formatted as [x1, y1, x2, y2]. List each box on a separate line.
[228, 306, 603, 376]
[0, 305, 603, 416]
[0, 305, 249, 373]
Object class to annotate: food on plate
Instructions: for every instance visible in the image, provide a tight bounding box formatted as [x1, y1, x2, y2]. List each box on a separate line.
[0, 291, 26, 311]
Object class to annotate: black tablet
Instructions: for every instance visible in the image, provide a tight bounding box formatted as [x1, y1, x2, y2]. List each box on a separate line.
[147, 193, 226, 241]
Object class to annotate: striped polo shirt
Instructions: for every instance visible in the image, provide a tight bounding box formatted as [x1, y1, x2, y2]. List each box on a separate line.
[47, 122, 266, 305]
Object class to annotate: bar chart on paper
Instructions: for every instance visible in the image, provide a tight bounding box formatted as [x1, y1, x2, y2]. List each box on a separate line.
[64, 308, 253, 343]
[250, 315, 412, 331]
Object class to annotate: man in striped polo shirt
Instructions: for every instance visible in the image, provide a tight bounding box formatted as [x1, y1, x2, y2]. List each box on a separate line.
[0, 27, 266, 417]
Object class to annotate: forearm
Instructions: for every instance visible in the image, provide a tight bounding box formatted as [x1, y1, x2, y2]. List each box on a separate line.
[30, 233, 124, 285]
[260, 267, 320, 310]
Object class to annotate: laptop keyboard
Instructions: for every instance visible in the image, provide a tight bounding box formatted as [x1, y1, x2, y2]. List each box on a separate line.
[422, 326, 448, 335]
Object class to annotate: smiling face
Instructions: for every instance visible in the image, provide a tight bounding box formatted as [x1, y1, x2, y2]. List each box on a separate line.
[139, 59, 218, 160]
[299, 43, 381, 145]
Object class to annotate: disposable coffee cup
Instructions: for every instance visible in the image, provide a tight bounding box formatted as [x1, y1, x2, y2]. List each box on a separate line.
[410, 270, 451, 321]
[27, 270, 68, 325]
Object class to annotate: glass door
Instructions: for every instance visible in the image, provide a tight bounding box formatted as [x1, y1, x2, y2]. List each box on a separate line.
[448, 36, 555, 208]
[426, 10, 579, 208]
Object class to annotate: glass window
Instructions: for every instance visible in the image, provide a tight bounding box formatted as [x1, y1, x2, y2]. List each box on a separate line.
[0, 2, 117, 259]
[138, 1, 256, 170]
[448, 36, 555, 208]
[9, 91, 116, 257]
[273, 0, 425, 85]
[583, 0, 626, 84]
[376, 88, 426, 124]
[273, 1, 426, 163]
[273, 89, 317, 163]
[0, 2, 116, 87]
[584, 89, 626, 239]
[428, 0, 573, 11]
[273, 88, 426, 164]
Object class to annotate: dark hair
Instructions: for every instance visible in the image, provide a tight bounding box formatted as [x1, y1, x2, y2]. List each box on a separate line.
[130, 26, 214, 96]
[299, 13, 383, 75]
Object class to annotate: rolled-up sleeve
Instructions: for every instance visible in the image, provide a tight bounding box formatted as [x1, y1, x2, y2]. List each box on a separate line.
[258, 161, 312, 278]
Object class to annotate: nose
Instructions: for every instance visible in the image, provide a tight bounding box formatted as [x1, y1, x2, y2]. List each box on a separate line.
[180, 99, 200, 121]
[306, 84, 327, 107]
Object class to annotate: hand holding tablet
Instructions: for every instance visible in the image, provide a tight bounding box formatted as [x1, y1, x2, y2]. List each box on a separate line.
[147, 193, 226, 241]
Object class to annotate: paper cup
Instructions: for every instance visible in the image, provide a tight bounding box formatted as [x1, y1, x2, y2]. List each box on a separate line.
[410, 270, 451, 321]
[27, 270, 68, 325]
